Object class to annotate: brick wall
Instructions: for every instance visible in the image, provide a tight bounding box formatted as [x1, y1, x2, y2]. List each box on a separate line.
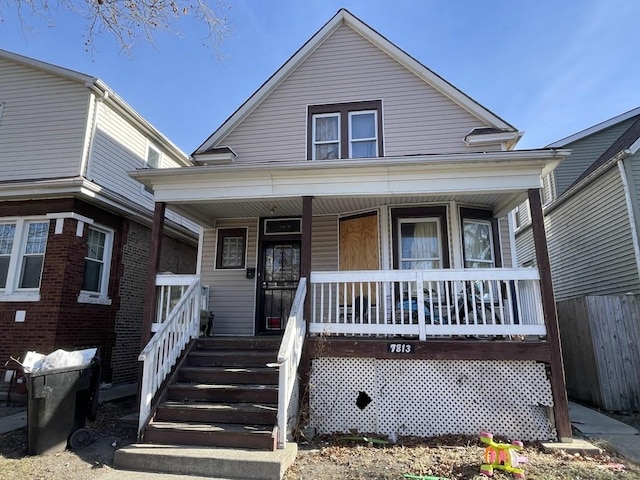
[111, 220, 197, 384]
[0, 198, 196, 386]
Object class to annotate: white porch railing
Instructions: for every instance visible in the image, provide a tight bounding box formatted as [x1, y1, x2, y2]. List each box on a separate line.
[310, 268, 545, 340]
[268, 278, 307, 449]
[154, 274, 208, 332]
[138, 275, 201, 436]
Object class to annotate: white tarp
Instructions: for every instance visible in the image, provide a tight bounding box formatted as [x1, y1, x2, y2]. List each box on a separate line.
[23, 348, 97, 373]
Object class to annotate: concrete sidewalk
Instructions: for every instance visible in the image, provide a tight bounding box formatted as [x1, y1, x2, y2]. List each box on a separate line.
[569, 401, 640, 464]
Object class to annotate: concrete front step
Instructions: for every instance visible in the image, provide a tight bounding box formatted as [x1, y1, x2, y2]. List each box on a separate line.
[178, 365, 279, 385]
[168, 382, 278, 403]
[144, 421, 277, 450]
[156, 401, 277, 425]
[114, 442, 297, 480]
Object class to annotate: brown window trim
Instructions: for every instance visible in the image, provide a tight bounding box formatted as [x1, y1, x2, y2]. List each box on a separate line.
[459, 207, 502, 268]
[391, 206, 450, 269]
[307, 100, 384, 160]
[215, 228, 247, 270]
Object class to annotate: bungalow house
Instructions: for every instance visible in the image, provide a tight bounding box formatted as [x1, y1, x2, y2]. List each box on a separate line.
[515, 107, 640, 412]
[0, 50, 198, 387]
[121, 10, 573, 475]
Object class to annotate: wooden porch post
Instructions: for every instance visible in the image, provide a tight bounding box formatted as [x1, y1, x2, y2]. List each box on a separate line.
[140, 201, 166, 349]
[528, 189, 572, 441]
[301, 196, 313, 324]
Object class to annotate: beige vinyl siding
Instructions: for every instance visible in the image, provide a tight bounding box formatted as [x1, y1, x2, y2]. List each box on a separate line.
[312, 215, 339, 271]
[219, 24, 497, 165]
[498, 217, 512, 267]
[546, 168, 639, 300]
[201, 219, 259, 336]
[554, 116, 638, 196]
[89, 101, 197, 232]
[0, 57, 89, 181]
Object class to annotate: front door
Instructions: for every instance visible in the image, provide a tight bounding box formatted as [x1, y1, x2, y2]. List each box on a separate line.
[257, 241, 301, 334]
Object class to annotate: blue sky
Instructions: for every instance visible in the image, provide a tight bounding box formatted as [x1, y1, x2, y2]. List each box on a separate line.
[1, 0, 639, 154]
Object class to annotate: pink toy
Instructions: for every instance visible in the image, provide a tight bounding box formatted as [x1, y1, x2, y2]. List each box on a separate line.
[479, 431, 528, 478]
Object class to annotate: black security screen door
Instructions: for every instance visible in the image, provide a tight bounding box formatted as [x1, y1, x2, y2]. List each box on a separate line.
[258, 242, 301, 334]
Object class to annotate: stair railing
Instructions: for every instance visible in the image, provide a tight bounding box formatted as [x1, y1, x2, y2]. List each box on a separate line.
[137, 276, 201, 436]
[269, 277, 307, 449]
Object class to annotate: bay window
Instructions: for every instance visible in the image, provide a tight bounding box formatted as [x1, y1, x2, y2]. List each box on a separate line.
[79, 225, 113, 303]
[0, 218, 50, 299]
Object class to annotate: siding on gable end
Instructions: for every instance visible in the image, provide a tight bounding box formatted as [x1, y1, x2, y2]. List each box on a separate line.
[554, 116, 638, 196]
[202, 219, 258, 336]
[546, 167, 639, 300]
[218, 24, 499, 165]
[89, 101, 197, 232]
[0, 57, 89, 181]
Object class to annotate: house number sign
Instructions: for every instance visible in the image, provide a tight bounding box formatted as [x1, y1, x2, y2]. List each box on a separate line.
[387, 342, 413, 354]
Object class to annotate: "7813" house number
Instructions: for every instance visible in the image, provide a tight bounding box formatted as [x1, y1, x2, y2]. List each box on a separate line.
[387, 343, 413, 354]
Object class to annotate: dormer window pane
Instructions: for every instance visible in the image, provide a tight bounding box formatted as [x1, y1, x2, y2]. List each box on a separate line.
[313, 114, 340, 160]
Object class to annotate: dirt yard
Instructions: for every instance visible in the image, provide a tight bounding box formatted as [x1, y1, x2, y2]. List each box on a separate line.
[0, 398, 639, 480]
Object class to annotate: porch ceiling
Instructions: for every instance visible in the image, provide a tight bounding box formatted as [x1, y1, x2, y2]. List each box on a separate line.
[164, 192, 524, 227]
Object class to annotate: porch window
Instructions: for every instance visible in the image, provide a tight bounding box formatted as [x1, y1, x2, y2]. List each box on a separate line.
[216, 228, 247, 269]
[80, 226, 113, 299]
[399, 218, 442, 270]
[308, 100, 383, 160]
[462, 219, 495, 268]
[0, 218, 49, 297]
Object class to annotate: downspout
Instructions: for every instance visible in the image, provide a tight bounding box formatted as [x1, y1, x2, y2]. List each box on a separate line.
[617, 156, 640, 283]
[81, 84, 109, 179]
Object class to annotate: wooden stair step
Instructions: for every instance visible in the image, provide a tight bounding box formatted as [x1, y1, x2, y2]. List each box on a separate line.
[168, 382, 278, 403]
[195, 337, 282, 351]
[144, 421, 277, 450]
[187, 350, 277, 367]
[178, 365, 278, 385]
[155, 401, 277, 424]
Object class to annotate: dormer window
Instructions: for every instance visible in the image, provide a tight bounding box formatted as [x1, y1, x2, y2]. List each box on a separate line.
[308, 100, 383, 160]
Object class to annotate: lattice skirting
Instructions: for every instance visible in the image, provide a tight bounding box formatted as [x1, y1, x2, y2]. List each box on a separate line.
[309, 358, 555, 442]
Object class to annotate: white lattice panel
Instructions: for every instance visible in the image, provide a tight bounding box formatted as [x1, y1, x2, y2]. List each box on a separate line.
[309, 358, 555, 442]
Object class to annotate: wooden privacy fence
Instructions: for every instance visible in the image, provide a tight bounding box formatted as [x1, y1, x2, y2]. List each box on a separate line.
[557, 295, 640, 412]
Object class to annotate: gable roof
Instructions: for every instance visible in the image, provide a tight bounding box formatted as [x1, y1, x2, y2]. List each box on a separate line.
[546, 106, 640, 148]
[0, 49, 190, 165]
[195, 9, 519, 155]
[566, 114, 640, 191]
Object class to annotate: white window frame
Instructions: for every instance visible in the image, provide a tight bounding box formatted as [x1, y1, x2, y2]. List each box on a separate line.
[397, 217, 443, 270]
[142, 142, 162, 195]
[311, 113, 341, 160]
[348, 110, 378, 158]
[0, 217, 50, 302]
[78, 225, 114, 305]
[462, 218, 495, 268]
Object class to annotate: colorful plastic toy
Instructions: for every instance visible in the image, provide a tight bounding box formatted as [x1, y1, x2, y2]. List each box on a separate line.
[479, 431, 527, 478]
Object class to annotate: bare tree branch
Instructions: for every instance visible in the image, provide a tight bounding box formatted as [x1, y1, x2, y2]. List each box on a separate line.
[1, 0, 231, 53]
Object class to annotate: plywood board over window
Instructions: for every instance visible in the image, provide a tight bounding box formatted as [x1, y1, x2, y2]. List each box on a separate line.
[339, 212, 379, 305]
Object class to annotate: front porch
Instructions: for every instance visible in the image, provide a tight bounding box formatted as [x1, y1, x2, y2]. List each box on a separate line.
[129, 151, 571, 454]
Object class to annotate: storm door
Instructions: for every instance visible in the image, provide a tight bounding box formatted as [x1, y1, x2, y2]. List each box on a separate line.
[257, 241, 301, 334]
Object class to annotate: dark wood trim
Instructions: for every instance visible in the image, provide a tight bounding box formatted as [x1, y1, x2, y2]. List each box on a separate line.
[458, 207, 502, 267]
[307, 338, 552, 362]
[390, 206, 450, 269]
[301, 197, 313, 325]
[141, 202, 165, 348]
[215, 227, 247, 269]
[307, 100, 383, 160]
[529, 188, 572, 441]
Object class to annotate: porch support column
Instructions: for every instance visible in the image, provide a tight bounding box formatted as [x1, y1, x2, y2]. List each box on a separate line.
[301, 196, 313, 324]
[141, 201, 166, 349]
[528, 188, 572, 442]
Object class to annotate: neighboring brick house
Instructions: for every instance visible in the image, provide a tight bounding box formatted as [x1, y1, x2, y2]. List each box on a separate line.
[0, 50, 197, 384]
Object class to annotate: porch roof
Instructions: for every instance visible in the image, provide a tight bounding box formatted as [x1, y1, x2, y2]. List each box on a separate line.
[129, 149, 569, 227]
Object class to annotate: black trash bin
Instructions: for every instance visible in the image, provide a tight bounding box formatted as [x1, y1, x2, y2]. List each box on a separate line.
[25, 358, 101, 455]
